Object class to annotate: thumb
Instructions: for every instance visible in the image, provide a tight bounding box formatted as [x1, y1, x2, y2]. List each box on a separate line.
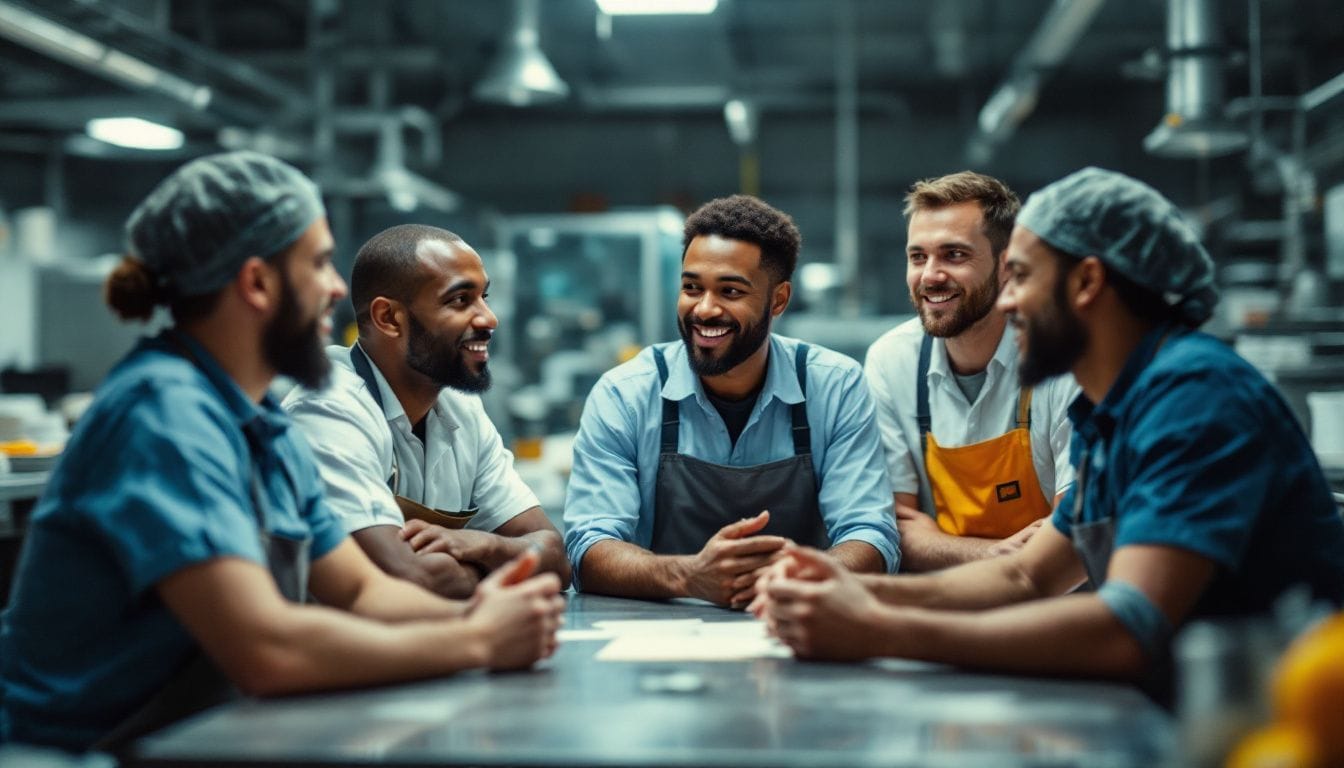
[486, 547, 540, 588]
[720, 510, 770, 539]
[787, 546, 838, 580]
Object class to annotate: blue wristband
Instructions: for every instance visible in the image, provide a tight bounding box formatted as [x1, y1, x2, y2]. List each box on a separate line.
[1097, 580, 1173, 660]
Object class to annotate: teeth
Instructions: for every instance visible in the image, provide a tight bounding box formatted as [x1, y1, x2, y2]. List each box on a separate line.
[923, 294, 957, 304]
[464, 343, 488, 352]
[697, 326, 730, 338]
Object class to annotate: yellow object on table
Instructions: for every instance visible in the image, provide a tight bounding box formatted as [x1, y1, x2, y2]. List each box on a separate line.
[1225, 722, 1319, 768]
[1272, 614, 1344, 762]
[0, 440, 40, 456]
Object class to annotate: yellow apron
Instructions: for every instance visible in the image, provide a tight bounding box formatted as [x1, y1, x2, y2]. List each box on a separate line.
[916, 335, 1051, 538]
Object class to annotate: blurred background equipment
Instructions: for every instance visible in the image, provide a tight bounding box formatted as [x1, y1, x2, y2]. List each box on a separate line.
[0, 0, 1340, 510]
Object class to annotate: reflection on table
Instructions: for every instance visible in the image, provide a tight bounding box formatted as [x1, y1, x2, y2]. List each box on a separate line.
[131, 594, 1176, 767]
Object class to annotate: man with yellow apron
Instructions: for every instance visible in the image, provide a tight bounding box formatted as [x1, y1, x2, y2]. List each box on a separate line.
[865, 172, 1079, 572]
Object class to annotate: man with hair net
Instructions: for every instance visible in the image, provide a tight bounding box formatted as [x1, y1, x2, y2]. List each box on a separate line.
[0, 152, 564, 754]
[753, 167, 1343, 693]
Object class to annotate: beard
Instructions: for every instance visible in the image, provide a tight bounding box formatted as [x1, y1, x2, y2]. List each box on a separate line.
[405, 312, 492, 393]
[914, 264, 1000, 338]
[263, 272, 331, 390]
[1016, 273, 1088, 387]
[678, 300, 773, 377]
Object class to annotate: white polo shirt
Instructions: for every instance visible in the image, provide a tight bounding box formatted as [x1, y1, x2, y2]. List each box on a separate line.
[281, 345, 539, 534]
[863, 317, 1079, 516]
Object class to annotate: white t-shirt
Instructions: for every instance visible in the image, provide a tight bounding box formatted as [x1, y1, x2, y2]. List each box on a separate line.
[863, 317, 1080, 516]
[281, 345, 539, 534]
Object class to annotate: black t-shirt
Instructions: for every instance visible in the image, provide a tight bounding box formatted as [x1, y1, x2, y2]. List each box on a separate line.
[706, 388, 762, 447]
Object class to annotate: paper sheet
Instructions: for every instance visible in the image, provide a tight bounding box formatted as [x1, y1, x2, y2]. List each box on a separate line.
[558, 619, 705, 643]
[594, 620, 790, 662]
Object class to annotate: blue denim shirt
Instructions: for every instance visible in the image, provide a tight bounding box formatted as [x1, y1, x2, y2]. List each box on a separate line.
[0, 331, 345, 750]
[563, 335, 900, 587]
[1052, 326, 1344, 616]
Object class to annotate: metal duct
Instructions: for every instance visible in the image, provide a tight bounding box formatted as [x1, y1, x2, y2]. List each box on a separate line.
[1143, 0, 1247, 157]
[474, 0, 569, 106]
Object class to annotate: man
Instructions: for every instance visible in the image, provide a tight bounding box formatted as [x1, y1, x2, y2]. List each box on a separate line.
[0, 152, 563, 753]
[283, 224, 570, 599]
[865, 171, 1079, 571]
[563, 194, 900, 608]
[756, 168, 1344, 690]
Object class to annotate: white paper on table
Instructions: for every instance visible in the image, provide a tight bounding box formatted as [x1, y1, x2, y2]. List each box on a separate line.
[558, 618, 704, 643]
[595, 620, 791, 661]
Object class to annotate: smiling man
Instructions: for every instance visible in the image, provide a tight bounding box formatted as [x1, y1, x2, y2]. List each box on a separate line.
[562, 195, 899, 607]
[864, 172, 1079, 571]
[754, 168, 1343, 699]
[283, 225, 570, 599]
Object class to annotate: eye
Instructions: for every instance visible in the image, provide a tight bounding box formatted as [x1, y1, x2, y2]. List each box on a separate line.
[721, 287, 744, 298]
[682, 281, 701, 293]
[907, 252, 926, 265]
[481, 292, 490, 301]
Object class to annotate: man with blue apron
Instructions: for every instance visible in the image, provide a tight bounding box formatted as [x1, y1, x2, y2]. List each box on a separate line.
[756, 169, 1344, 696]
[563, 195, 899, 608]
[864, 172, 1078, 573]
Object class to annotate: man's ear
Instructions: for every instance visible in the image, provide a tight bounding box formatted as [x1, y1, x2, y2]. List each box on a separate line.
[770, 280, 792, 318]
[1070, 256, 1106, 312]
[368, 296, 407, 339]
[235, 256, 281, 313]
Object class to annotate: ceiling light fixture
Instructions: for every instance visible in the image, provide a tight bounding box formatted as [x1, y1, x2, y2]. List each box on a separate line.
[475, 0, 569, 106]
[595, 0, 718, 15]
[85, 117, 184, 150]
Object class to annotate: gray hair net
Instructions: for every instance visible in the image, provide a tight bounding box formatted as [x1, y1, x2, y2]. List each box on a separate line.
[125, 150, 325, 298]
[1017, 167, 1218, 326]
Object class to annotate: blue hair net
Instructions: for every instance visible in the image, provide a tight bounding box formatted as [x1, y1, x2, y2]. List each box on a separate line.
[1017, 167, 1218, 326]
[125, 151, 325, 298]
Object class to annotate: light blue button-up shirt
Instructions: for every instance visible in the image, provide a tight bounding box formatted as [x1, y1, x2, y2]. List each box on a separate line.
[563, 334, 900, 587]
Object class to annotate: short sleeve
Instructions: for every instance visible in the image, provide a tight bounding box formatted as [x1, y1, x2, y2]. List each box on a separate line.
[83, 386, 265, 597]
[863, 341, 919, 495]
[463, 398, 541, 531]
[284, 394, 403, 533]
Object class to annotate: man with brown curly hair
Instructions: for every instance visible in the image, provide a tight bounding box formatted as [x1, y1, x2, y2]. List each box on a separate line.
[563, 194, 899, 608]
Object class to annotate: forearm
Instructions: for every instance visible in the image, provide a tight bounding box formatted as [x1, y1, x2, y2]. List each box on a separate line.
[870, 593, 1146, 679]
[343, 569, 470, 622]
[860, 552, 1045, 610]
[897, 527, 1000, 572]
[352, 526, 481, 599]
[577, 539, 691, 599]
[236, 604, 489, 696]
[827, 540, 886, 573]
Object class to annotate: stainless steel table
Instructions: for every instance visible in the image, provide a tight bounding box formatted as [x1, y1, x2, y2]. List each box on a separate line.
[130, 594, 1176, 767]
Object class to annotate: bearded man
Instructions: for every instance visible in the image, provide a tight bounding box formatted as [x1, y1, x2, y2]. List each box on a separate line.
[283, 224, 570, 598]
[562, 195, 899, 608]
[864, 171, 1081, 572]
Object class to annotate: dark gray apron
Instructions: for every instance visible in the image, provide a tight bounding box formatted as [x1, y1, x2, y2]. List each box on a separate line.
[649, 344, 829, 555]
[349, 344, 477, 529]
[94, 336, 312, 756]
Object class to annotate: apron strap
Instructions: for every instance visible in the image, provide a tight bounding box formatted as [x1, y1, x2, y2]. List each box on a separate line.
[791, 343, 811, 457]
[1016, 386, 1034, 430]
[653, 347, 680, 456]
[916, 333, 933, 458]
[349, 343, 399, 491]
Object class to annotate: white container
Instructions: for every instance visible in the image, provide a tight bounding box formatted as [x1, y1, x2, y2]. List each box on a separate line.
[1306, 390, 1344, 467]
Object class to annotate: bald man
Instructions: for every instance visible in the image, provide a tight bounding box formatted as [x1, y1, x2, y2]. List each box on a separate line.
[284, 225, 570, 599]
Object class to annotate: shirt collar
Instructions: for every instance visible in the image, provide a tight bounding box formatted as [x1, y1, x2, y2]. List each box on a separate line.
[925, 324, 1013, 382]
[660, 335, 804, 407]
[346, 343, 460, 431]
[164, 329, 289, 439]
[1067, 323, 1178, 443]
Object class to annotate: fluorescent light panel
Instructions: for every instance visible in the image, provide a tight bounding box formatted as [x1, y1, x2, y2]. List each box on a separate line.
[596, 0, 718, 15]
[86, 117, 184, 150]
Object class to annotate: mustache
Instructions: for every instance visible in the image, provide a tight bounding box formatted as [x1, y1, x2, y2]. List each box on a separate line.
[458, 329, 493, 344]
[683, 315, 736, 329]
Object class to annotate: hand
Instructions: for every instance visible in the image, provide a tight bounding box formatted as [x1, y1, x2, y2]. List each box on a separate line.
[986, 517, 1046, 558]
[402, 520, 498, 566]
[894, 506, 941, 538]
[762, 547, 886, 661]
[682, 511, 789, 609]
[466, 549, 566, 670]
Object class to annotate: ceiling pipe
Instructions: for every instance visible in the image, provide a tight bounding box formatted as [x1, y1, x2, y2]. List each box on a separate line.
[1143, 0, 1248, 157]
[964, 0, 1105, 165]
